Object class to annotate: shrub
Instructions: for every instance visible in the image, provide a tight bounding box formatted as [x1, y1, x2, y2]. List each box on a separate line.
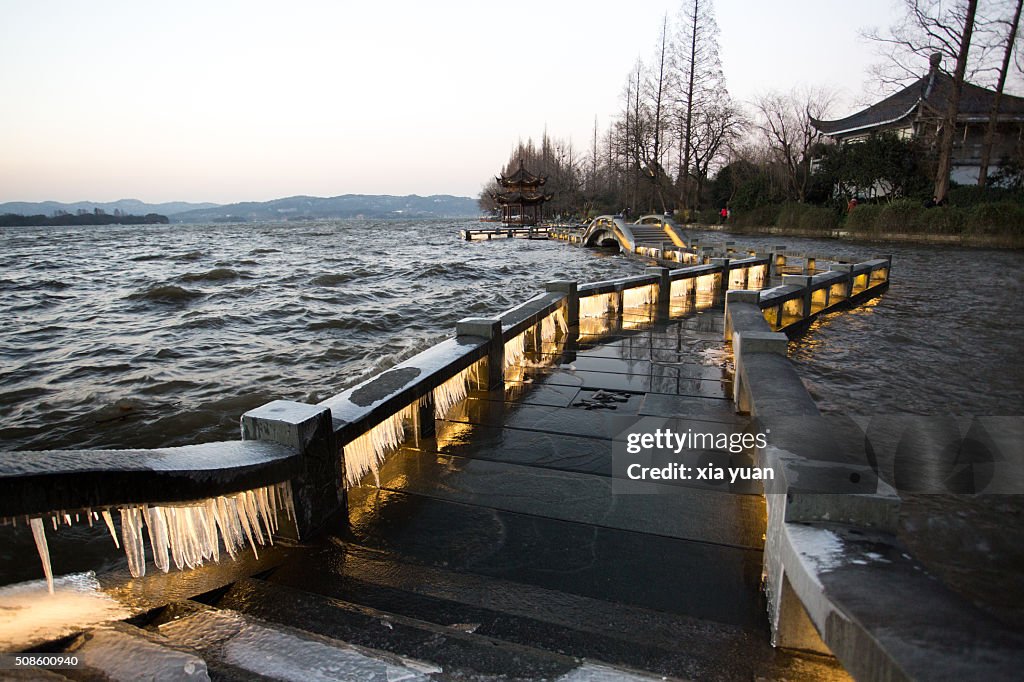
[732, 204, 780, 228]
[877, 199, 924, 233]
[920, 206, 966, 234]
[798, 205, 841, 231]
[844, 204, 884, 231]
[965, 202, 1024, 235]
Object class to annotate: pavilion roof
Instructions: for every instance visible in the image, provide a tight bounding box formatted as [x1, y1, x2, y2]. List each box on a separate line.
[811, 71, 1024, 137]
[491, 191, 552, 205]
[497, 160, 547, 188]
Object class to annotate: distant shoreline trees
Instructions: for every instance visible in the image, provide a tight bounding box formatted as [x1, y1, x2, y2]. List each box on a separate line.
[0, 210, 169, 227]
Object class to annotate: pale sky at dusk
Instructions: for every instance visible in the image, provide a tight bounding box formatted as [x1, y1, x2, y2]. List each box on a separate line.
[1, 0, 929, 203]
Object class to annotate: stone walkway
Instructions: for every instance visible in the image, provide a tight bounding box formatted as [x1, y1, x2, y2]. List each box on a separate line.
[254, 306, 848, 680]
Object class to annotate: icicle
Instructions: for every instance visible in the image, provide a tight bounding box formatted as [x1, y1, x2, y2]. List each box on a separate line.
[30, 518, 54, 595]
[671, 278, 694, 299]
[120, 507, 147, 578]
[579, 292, 618, 318]
[102, 510, 120, 549]
[146, 506, 171, 573]
[254, 487, 274, 544]
[503, 331, 527, 373]
[432, 362, 480, 419]
[623, 284, 657, 308]
[343, 403, 414, 487]
[233, 492, 260, 558]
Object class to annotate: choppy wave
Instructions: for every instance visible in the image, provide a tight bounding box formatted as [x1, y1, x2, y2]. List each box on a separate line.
[4, 219, 1018, 456]
[178, 267, 241, 282]
[127, 283, 202, 303]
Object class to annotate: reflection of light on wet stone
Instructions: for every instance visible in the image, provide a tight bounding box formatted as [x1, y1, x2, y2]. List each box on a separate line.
[0, 572, 131, 650]
[556, 662, 665, 681]
[160, 610, 439, 682]
[74, 627, 209, 681]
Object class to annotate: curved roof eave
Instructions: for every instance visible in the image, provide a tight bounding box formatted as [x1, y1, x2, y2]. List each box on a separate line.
[814, 100, 921, 138]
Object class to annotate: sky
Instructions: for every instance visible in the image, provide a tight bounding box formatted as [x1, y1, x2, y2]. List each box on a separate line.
[0, 0, 935, 203]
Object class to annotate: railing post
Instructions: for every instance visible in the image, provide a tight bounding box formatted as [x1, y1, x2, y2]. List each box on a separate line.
[644, 267, 671, 321]
[724, 290, 761, 341]
[782, 274, 814, 319]
[456, 318, 503, 390]
[711, 257, 730, 298]
[241, 400, 342, 539]
[771, 246, 787, 277]
[545, 280, 578, 334]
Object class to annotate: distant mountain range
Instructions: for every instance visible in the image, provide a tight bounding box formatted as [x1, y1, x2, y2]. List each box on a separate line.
[0, 199, 219, 217]
[0, 194, 480, 223]
[169, 194, 479, 222]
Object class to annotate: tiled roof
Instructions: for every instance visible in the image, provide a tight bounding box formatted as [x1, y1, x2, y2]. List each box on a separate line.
[812, 72, 1024, 137]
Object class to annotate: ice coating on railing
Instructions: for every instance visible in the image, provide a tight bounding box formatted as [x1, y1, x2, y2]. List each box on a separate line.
[433, 360, 482, 420]
[540, 308, 567, 345]
[343, 403, 416, 487]
[671, 278, 695, 299]
[504, 331, 527, 374]
[20, 482, 295, 584]
[623, 284, 658, 309]
[579, 292, 618, 319]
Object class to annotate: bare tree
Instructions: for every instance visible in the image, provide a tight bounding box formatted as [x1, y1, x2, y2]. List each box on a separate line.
[689, 101, 746, 206]
[752, 87, 835, 202]
[978, 0, 1022, 185]
[863, 0, 997, 94]
[671, 0, 726, 210]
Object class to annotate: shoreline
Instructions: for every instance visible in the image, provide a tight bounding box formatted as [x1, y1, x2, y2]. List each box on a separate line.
[693, 223, 1024, 249]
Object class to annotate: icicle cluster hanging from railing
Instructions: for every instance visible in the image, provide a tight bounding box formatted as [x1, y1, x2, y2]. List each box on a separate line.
[623, 284, 658, 309]
[671, 278, 694, 299]
[432, 360, 482, 419]
[579, 292, 618, 319]
[343, 401, 416, 487]
[540, 308, 568, 346]
[15, 481, 296, 592]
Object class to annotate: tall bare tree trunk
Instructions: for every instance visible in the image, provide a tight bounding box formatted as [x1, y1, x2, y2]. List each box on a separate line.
[978, 0, 1022, 187]
[934, 0, 978, 202]
[651, 15, 669, 214]
[682, 0, 698, 211]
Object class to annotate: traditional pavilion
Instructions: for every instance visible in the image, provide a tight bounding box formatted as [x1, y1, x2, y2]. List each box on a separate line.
[811, 53, 1024, 185]
[491, 160, 552, 226]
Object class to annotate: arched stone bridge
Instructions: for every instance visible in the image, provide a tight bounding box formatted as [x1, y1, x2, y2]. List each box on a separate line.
[582, 214, 689, 251]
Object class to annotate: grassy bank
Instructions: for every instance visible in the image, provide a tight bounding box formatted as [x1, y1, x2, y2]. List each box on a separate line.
[705, 200, 1024, 248]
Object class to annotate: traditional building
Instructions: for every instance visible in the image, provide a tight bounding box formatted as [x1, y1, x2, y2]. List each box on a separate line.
[491, 160, 552, 226]
[811, 53, 1024, 185]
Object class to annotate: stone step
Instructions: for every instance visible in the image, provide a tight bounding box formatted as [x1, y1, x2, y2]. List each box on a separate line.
[215, 577, 593, 680]
[341, 490, 765, 627]
[155, 602, 444, 682]
[370, 448, 766, 546]
[262, 542, 843, 680]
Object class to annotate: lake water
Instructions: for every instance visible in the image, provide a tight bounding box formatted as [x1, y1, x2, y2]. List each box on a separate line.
[3, 219, 1023, 627]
